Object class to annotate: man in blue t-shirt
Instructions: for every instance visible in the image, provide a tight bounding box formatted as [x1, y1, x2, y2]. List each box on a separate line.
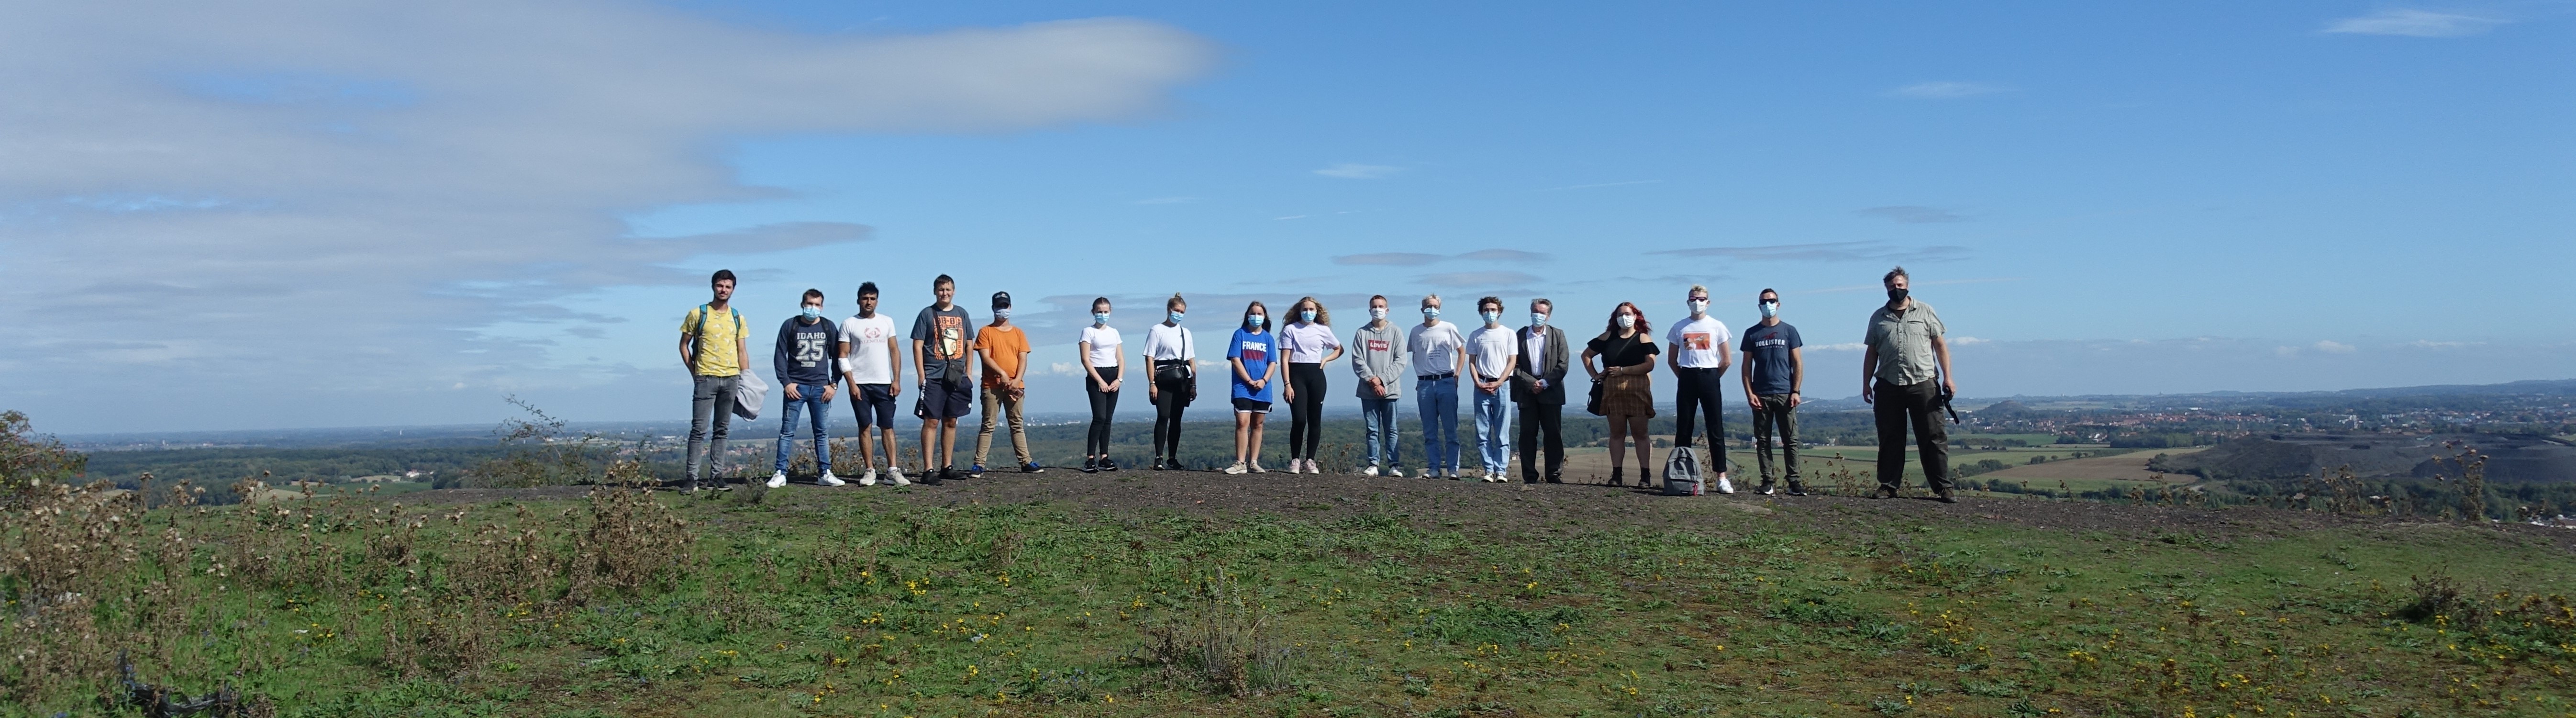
[1739, 288, 1805, 495]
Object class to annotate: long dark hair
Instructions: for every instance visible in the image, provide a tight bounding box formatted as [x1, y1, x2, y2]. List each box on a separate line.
[1598, 302, 1650, 341]
[1242, 300, 1269, 332]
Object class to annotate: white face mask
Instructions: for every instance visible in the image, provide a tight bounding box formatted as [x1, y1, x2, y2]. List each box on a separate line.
[1369, 307, 1388, 320]
[1688, 298, 1709, 314]
[1616, 313, 1635, 329]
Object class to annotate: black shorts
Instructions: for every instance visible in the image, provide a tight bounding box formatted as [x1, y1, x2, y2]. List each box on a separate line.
[1232, 398, 1273, 414]
[917, 378, 974, 420]
[851, 384, 898, 428]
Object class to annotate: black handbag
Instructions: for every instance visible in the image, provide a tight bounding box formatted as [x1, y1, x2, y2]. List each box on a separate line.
[1155, 328, 1198, 406]
[1585, 377, 1605, 416]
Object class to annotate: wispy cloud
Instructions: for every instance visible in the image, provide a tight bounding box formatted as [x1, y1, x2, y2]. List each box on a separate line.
[1420, 271, 1542, 288]
[1332, 248, 1549, 266]
[1854, 205, 1968, 224]
[1312, 163, 1403, 179]
[2313, 340, 2357, 354]
[1810, 342, 1868, 352]
[1538, 180, 1662, 191]
[1649, 241, 1970, 263]
[1802, 276, 2020, 294]
[1333, 252, 1445, 266]
[1133, 196, 1197, 204]
[1888, 81, 2011, 99]
[2323, 9, 2507, 37]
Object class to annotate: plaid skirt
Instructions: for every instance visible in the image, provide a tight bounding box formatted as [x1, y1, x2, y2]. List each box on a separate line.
[1600, 372, 1655, 417]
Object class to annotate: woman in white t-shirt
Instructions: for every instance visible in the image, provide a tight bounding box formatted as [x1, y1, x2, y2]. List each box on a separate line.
[1078, 297, 1124, 473]
[1142, 294, 1197, 471]
[1277, 296, 1345, 474]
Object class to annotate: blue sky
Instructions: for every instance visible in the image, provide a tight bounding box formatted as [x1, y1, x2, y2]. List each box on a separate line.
[0, 1, 2568, 433]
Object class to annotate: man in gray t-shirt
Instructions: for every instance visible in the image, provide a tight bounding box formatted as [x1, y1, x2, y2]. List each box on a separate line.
[1862, 267, 1957, 503]
[909, 274, 977, 482]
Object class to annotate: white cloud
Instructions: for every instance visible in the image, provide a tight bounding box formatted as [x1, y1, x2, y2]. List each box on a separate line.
[1312, 163, 1402, 179]
[2314, 340, 2357, 354]
[0, 1, 1215, 420]
[1888, 81, 2011, 99]
[1951, 336, 1990, 345]
[2322, 9, 2508, 37]
[1811, 343, 1869, 352]
[1133, 196, 1198, 204]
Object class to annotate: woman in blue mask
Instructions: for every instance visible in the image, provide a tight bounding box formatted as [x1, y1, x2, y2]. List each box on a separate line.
[1278, 296, 1344, 474]
[1078, 297, 1123, 473]
[1143, 294, 1196, 470]
[1225, 301, 1280, 474]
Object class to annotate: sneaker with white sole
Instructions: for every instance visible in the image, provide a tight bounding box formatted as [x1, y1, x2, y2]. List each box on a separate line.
[859, 469, 878, 487]
[1250, 460, 1267, 474]
[1715, 474, 1734, 494]
[1361, 464, 1380, 477]
[819, 471, 845, 487]
[1386, 467, 1404, 478]
[1224, 461, 1248, 475]
[766, 471, 789, 488]
[888, 467, 910, 486]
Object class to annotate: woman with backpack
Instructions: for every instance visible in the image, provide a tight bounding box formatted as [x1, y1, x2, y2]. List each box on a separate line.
[1583, 302, 1660, 488]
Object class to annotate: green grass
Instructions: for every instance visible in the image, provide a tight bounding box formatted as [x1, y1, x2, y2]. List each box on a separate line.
[10, 482, 2576, 717]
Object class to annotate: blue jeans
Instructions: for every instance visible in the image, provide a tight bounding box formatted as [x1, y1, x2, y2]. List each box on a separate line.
[1414, 376, 1459, 472]
[774, 383, 832, 473]
[1360, 396, 1401, 469]
[1471, 385, 1510, 473]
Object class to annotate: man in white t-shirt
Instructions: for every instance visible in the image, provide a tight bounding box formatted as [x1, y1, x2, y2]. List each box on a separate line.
[1665, 284, 1734, 492]
[837, 282, 906, 486]
[1463, 297, 1519, 482]
[1406, 294, 1467, 478]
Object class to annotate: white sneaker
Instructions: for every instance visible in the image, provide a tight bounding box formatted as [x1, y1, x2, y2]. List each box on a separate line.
[1251, 460, 1268, 474]
[1387, 467, 1405, 477]
[1715, 474, 1735, 494]
[819, 471, 845, 487]
[859, 469, 877, 487]
[1303, 459, 1319, 474]
[1224, 461, 1248, 475]
[888, 467, 910, 486]
[1446, 469, 1462, 480]
[767, 471, 789, 488]
[1362, 464, 1380, 477]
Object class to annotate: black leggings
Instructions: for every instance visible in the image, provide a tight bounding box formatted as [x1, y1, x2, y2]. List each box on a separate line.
[1286, 363, 1327, 459]
[1086, 364, 1121, 456]
[1153, 365, 1192, 461]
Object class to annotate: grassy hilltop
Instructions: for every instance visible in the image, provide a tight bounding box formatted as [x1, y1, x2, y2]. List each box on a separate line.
[6, 462, 2576, 717]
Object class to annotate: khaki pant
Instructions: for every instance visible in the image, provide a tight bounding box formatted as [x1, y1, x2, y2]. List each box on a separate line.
[974, 386, 1032, 467]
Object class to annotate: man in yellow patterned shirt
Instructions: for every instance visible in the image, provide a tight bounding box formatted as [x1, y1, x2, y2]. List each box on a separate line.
[679, 269, 751, 491]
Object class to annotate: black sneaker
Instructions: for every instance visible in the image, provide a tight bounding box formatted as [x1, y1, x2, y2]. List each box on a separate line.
[1757, 482, 1777, 496]
[1545, 473, 1563, 484]
[1082, 458, 1099, 473]
[924, 466, 949, 485]
[1150, 458, 1166, 471]
[1102, 457, 1119, 472]
[1936, 491, 1958, 504]
[1609, 467, 1624, 487]
[1786, 483, 1808, 496]
[1022, 462, 1044, 474]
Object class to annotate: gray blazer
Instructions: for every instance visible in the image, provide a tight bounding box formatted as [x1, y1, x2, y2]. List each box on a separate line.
[1510, 325, 1571, 404]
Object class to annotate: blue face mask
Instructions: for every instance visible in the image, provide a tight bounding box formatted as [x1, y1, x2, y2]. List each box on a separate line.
[799, 305, 822, 320]
[994, 308, 1011, 320]
[1094, 312, 1111, 325]
[1247, 314, 1266, 328]
[1422, 307, 1441, 320]
[1759, 301, 1779, 319]
[1300, 310, 1316, 323]
[1480, 311, 1500, 325]
[1169, 311, 1185, 323]
[1531, 312, 1548, 326]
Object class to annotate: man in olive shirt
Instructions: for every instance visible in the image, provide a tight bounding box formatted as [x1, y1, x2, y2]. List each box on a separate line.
[1861, 266, 1958, 502]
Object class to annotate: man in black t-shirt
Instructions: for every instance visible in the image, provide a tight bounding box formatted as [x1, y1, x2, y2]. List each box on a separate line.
[910, 274, 977, 483]
[1739, 288, 1805, 495]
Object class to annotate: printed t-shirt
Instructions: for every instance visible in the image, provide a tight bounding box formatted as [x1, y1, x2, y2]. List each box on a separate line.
[1741, 321, 1804, 396]
[1227, 328, 1277, 402]
[910, 305, 976, 381]
[837, 313, 898, 385]
[974, 324, 1030, 390]
[1664, 316, 1732, 369]
[680, 305, 744, 377]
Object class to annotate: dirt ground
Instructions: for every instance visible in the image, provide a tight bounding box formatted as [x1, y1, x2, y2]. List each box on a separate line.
[389, 467, 2576, 552]
[1981, 447, 2203, 483]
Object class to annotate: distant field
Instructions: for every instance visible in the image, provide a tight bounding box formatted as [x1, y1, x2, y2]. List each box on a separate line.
[1981, 447, 2203, 483]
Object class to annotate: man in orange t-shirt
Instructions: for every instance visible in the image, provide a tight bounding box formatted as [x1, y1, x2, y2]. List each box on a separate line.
[970, 291, 1040, 476]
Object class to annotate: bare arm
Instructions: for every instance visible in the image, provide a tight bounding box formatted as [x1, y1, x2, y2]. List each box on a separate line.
[1788, 347, 1804, 404]
[678, 333, 696, 373]
[1581, 347, 1601, 379]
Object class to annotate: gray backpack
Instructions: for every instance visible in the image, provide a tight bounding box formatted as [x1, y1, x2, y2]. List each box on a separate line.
[1662, 447, 1705, 496]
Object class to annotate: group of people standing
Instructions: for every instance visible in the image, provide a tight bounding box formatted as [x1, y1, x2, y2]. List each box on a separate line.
[676, 266, 1965, 502]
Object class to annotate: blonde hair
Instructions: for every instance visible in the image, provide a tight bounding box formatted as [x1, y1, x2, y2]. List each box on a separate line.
[1688, 284, 1709, 297]
[1293, 296, 1331, 325]
[1420, 293, 1441, 308]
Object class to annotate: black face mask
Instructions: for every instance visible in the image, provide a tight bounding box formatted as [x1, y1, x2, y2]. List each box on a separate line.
[1887, 288, 1910, 304]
